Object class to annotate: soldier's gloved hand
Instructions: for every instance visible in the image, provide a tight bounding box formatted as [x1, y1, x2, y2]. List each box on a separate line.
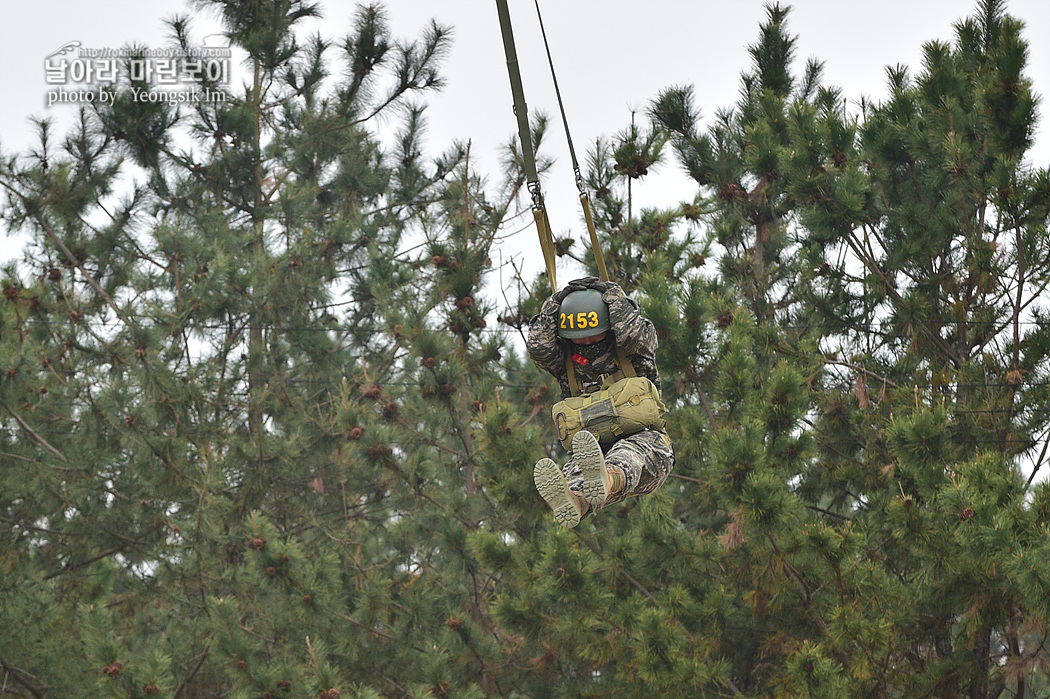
[584, 278, 614, 294]
[552, 278, 589, 303]
[554, 277, 612, 302]
[600, 282, 628, 303]
[539, 295, 561, 315]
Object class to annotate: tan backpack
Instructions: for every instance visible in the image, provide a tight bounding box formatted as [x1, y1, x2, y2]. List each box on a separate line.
[551, 346, 666, 451]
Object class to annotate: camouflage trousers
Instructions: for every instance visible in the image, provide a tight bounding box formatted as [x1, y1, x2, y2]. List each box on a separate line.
[563, 429, 674, 508]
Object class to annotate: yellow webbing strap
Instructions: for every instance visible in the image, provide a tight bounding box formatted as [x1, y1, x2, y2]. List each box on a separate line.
[580, 193, 609, 282]
[533, 196, 558, 292]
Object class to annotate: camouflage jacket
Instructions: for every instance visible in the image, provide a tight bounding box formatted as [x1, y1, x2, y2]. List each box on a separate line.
[527, 280, 661, 399]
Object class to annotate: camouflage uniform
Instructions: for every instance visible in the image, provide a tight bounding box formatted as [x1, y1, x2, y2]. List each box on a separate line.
[527, 279, 674, 509]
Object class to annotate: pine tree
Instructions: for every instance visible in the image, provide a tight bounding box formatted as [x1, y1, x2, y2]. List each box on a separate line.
[640, 1, 1050, 696]
[636, 5, 841, 694]
[0, 2, 522, 696]
[783, 1, 1050, 696]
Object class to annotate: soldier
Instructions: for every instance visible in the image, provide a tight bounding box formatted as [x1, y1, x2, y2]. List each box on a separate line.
[527, 277, 674, 528]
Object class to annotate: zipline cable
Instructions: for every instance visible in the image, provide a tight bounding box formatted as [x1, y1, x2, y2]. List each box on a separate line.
[495, 0, 558, 291]
[532, 0, 609, 282]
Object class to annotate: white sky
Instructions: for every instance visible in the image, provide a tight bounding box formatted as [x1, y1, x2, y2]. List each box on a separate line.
[1, 0, 1048, 275]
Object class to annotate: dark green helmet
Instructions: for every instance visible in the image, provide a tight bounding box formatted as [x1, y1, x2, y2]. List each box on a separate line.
[557, 289, 610, 339]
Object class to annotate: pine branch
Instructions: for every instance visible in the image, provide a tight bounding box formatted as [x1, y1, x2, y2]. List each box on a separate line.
[171, 645, 210, 699]
[573, 531, 702, 653]
[823, 359, 901, 389]
[1024, 426, 1050, 489]
[42, 546, 125, 581]
[696, 383, 718, 429]
[668, 473, 707, 485]
[765, 532, 851, 670]
[331, 611, 402, 644]
[844, 225, 961, 366]
[0, 181, 133, 330]
[806, 504, 852, 521]
[0, 399, 68, 463]
[0, 653, 44, 699]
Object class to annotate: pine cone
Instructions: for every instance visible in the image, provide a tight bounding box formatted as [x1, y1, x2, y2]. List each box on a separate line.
[368, 444, 391, 459]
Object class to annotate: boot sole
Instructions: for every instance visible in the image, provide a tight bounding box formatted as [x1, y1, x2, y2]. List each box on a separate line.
[534, 458, 581, 528]
[573, 431, 608, 510]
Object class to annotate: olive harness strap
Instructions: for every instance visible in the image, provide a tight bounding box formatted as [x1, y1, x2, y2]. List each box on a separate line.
[495, 0, 558, 291]
[565, 344, 637, 398]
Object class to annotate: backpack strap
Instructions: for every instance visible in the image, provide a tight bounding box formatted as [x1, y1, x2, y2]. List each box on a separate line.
[614, 345, 637, 379]
[565, 355, 583, 397]
[564, 343, 638, 397]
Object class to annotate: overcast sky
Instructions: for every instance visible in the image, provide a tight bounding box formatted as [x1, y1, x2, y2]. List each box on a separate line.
[1, 0, 1048, 274]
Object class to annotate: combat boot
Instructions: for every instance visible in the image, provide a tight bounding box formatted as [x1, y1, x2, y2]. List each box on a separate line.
[534, 458, 587, 528]
[572, 430, 625, 510]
